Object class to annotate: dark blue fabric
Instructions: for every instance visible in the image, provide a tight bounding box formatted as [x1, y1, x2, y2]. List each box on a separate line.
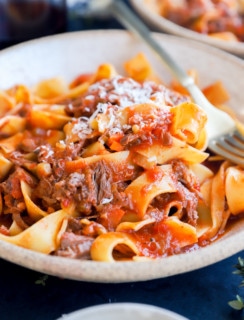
[0, 2, 244, 320]
[0, 252, 243, 320]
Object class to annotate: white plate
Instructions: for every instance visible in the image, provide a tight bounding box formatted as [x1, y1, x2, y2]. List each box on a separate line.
[129, 0, 244, 57]
[57, 303, 189, 320]
[0, 30, 244, 282]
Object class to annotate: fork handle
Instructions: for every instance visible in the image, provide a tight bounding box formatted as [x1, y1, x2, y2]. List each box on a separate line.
[110, 0, 236, 139]
[110, 0, 194, 88]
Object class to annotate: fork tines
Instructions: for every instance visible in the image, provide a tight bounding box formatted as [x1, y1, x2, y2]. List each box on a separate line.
[208, 130, 244, 166]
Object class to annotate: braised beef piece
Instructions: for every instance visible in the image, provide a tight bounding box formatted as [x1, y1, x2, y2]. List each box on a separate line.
[150, 160, 200, 226]
[33, 159, 134, 216]
[55, 232, 94, 259]
[0, 166, 36, 215]
[54, 217, 95, 259]
[171, 160, 201, 194]
[0, 166, 37, 231]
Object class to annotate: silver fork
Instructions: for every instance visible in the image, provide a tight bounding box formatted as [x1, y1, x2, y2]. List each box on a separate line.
[78, 0, 244, 166]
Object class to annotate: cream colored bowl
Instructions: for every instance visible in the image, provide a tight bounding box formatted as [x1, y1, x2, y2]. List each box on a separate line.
[57, 303, 189, 320]
[129, 0, 244, 57]
[0, 30, 243, 282]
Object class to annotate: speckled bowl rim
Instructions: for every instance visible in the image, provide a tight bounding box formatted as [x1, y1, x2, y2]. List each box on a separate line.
[129, 0, 244, 57]
[0, 30, 243, 283]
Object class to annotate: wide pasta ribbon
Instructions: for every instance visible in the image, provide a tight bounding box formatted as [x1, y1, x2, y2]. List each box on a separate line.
[20, 180, 48, 222]
[170, 101, 207, 146]
[225, 166, 244, 215]
[125, 164, 177, 218]
[33, 63, 117, 104]
[199, 161, 231, 241]
[91, 216, 198, 261]
[90, 232, 140, 262]
[0, 210, 69, 254]
[133, 137, 208, 167]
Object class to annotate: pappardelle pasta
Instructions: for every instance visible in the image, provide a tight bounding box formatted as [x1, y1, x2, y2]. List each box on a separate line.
[0, 52, 243, 262]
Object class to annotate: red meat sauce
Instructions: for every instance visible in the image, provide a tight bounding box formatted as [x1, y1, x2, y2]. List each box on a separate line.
[0, 75, 202, 260]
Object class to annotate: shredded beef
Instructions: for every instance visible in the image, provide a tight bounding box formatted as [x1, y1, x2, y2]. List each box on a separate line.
[33, 159, 133, 216]
[150, 160, 200, 226]
[170, 159, 201, 194]
[0, 166, 36, 215]
[55, 232, 94, 259]
[93, 161, 112, 205]
[120, 133, 142, 148]
[32, 177, 61, 211]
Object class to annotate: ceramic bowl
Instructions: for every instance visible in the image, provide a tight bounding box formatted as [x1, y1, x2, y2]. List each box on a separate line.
[129, 0, 244, 57]
[0, 30, 243, 282]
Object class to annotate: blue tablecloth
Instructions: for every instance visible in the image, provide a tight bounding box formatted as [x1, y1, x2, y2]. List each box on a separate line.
[0, 2, 244, 320]
[0, 252, 243, 320]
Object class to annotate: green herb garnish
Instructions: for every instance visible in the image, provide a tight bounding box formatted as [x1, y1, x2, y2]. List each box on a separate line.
[229, 257, 244, 311]
[35, 274, 49, 286]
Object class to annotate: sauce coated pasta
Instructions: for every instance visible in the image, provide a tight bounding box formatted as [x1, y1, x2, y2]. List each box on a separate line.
[0, 53, 243, 261]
